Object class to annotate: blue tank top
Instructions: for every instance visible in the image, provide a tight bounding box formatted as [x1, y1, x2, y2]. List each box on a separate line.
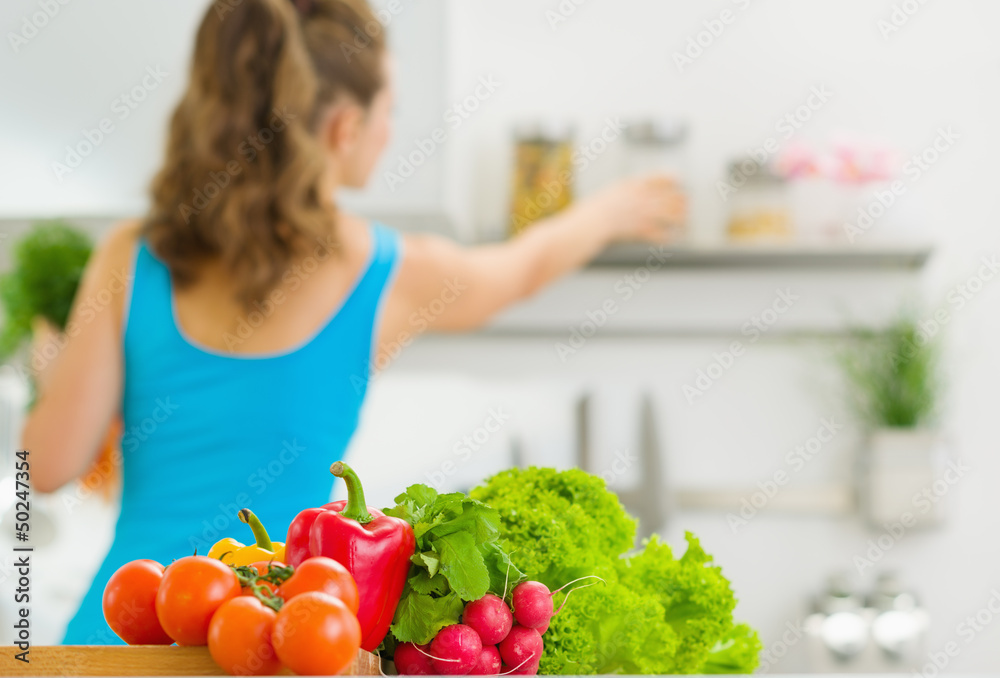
[61, 222, 401, 644]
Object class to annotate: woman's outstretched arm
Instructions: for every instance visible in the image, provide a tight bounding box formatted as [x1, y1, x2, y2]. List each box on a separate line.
[387, 175, 685, 333]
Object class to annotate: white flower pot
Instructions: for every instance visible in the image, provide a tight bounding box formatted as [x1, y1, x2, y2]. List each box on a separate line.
[861, 428, 948, 529]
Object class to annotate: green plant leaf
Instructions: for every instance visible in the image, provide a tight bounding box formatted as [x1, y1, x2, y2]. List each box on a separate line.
[411, 550, 440, 578]
[427, 502, 500, 545]
[409, 571, 449, 596]
[390, 590, 465, 645]
[838, 313, 941, 429]
[433, 531, 491, 601]
[479, 541, 526, 597]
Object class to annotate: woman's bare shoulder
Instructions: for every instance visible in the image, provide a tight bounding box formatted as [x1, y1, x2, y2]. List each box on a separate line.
[83, 219, 144, 319]
[393, 231, 462, 281]
[101, 218, 143, 256]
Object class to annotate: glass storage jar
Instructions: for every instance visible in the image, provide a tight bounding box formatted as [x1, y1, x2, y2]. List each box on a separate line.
[508, 121, 575, 236]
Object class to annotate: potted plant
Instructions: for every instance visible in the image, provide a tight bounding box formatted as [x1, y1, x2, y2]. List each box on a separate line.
[839, 314, 946, 527]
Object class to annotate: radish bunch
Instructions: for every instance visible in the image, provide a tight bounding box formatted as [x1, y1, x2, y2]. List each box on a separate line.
[394, 582, 554, 676]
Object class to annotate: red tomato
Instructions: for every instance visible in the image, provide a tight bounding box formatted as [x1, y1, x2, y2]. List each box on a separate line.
[155, 556, 241, 646]
[272, 592, 361, 675]
[275, 556, 359, 614]
[208, 596, 280, 676]
[102, 559, 173, 645]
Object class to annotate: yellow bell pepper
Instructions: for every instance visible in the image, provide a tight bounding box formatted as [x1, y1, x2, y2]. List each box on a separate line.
[208, 508, 286, 566]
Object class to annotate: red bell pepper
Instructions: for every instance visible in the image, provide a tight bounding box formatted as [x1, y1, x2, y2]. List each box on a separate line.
[285, 461, 415, 652]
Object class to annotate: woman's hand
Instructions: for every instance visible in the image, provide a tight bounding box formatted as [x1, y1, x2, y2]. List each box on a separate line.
[584, 174, 687, 244]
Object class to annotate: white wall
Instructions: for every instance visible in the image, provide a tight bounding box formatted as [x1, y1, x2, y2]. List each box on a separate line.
[0, 0, 203, 217]
[0, 0, 449, 220]
[340, 0, 451, 219]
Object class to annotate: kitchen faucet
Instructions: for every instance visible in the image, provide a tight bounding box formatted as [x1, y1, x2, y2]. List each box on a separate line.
[575, 392, 668, 540]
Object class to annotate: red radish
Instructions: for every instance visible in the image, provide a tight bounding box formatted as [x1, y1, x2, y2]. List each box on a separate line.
[430, 624, 483, 675]
[394, 642, 435, 675]
[469, 645, 502, 675]
[498, 625, 543, 672]
[511, 581, 554, 630]
[515, 575, 607, 631]
[464, 594, 514, 645]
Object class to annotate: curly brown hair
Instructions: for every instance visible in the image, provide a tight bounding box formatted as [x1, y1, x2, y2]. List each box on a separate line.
[143, 0, 386, 305]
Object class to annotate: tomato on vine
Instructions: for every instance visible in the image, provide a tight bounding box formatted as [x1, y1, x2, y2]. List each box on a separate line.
[276, 556, 359, 614]
[272, 591, 361, 675]
[155, 556, 241, 645]
[208, 596, 281, 676]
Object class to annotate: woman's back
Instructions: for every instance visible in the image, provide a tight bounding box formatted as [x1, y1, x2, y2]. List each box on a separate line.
[61, 219, 400, 644]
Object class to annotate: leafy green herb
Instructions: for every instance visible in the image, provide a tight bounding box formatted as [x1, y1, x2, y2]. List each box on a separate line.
[0, 221, 92, 360]
[391, 589, 465, 646]
[435, 530, 490, 600]
[479, 541, 524, 599]
[383, 484, 525, 646]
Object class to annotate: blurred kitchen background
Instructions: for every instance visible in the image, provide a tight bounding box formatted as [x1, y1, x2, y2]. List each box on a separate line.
[1, 0, 999, 673]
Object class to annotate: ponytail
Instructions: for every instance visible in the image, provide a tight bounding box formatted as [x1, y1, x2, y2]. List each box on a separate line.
[143, 0, 386, 306]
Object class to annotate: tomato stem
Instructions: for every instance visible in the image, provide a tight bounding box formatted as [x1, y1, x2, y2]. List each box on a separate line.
[230, 563, 293, 611]
[252, 582, 283, 612]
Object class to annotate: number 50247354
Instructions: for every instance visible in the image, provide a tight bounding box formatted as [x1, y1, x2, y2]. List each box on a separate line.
[14, 449, 30, 538]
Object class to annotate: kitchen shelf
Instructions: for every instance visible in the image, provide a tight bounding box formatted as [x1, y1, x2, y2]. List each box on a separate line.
[462, 237, 934, 339]
[590, 241, 933, 270]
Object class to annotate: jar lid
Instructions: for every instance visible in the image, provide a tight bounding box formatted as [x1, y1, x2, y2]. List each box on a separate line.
[513, 120, 575, 142]
[727, 157, 786, 185]
[624, 119, 688, 146]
